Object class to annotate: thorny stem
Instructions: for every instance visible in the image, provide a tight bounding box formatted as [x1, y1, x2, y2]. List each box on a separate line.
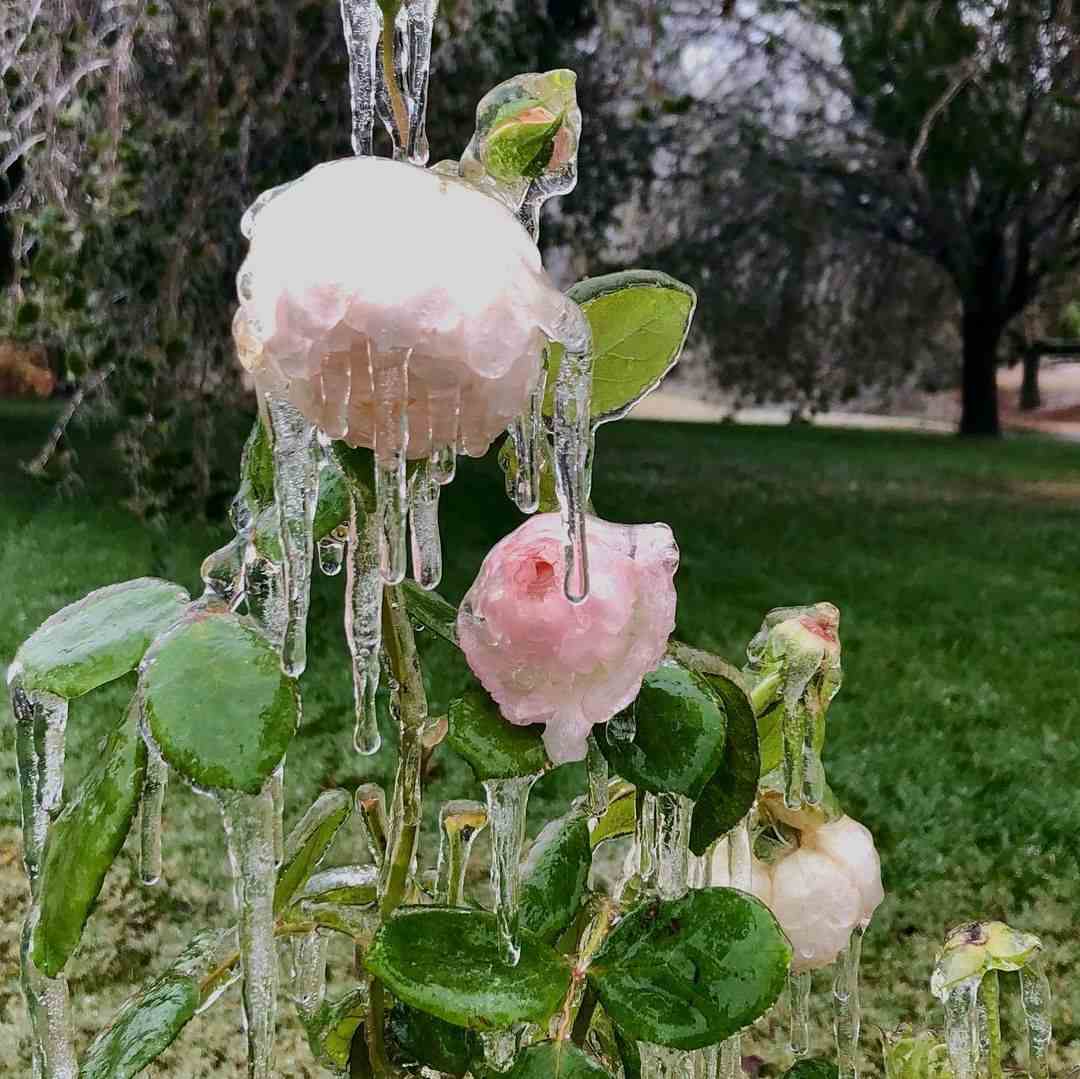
[983, 970, 1004, 1079]
[380, 16, 410, 155]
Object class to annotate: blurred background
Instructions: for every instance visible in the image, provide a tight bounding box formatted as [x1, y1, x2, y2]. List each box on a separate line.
[1, 1, 1079, 1076]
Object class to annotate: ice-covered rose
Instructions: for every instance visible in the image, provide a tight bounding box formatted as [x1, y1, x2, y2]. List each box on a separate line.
[711, 815, 883, 972]
[234, 156, 572, 457]
[457, 513, 679, 764]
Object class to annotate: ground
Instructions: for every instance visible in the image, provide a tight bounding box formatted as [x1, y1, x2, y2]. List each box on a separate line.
[1, 401, 1078, 1076]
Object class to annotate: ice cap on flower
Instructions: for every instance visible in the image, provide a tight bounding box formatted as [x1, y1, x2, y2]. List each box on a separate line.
[233, 156, 576, 458]
[456, 513, 679, 765]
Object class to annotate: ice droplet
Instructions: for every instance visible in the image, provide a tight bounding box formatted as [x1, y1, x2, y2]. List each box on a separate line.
[788, 968, 813, 1058]
[506, 367, 548, 514]
[408, 461, 443, 590]
[317, 528, 347, 576]
[263, 393, 319, 677]
[585, 734, 609, 817]
[654, 792, 692, 901]
[139, 739, 169, 886]
[436, 799, 488, 906]
[372, 350, 410, 584]
[220, 785, 279, 1079]
[292, 929, 329, 1023]
[1019, 960, 1052, 1079]
[833, 924, 865, 1079]
[345, 485, 383, 756]
[339, 0, 380, 156]
[482, 774, 539, 966]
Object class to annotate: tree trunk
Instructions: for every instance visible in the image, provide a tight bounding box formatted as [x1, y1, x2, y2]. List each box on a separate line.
[1019, 348, 1041, 411]
[959, 309, 1003, 437]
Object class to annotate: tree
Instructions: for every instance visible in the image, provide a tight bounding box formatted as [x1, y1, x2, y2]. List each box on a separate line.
[727, 0, 1080, 436]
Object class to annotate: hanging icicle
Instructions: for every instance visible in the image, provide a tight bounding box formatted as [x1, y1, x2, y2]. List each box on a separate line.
[482, 774, 540, 965]
[339, 0, 380, 156]
[370, 349, 411, 584]
[139, 740, 169, 886]
[292, 929, 329, 1024]
[355, 783, 389, 868]
[788, 969, 813, 1059]
[1019, 961, 1052, 1079]
[938, 975, 980, 1079]
[345, 483, 383, 756]
[219, 786, 279, 1079]
[834, 924, 866, 1079]
[435, 799, 488, 906]
[270, 762, 285, 869]
[505, 367, 548, 515]
[653, 792, 692, 901]
[585, 734, 609, 817]
[408, 460, 443, 590]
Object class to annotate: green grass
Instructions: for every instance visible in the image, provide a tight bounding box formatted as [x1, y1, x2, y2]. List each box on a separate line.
[1, 400, 1078, 1075]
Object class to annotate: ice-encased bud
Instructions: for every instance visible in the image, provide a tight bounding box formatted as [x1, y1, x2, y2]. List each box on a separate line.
[931, 920, 1043, 998]
[234, 156, 572, 460]
[457, 513, 678, 764]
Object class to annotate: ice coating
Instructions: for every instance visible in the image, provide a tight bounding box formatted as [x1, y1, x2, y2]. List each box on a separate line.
[834, 925, 866, 1079]
[139, 740, 168, 886]
[435, 799, 488, 906]
[788, 969, 813, 1057]
[234, 156, 574, 462]
[457, 513, 679, 765]
[653, 792, 692, 901]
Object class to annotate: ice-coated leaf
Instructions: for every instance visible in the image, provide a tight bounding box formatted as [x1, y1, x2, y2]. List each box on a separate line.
[402, 580, 459, 646]
[32, 701, 147, 977]
[302, 987, 368, 1070]
[298, 865, 379, 906]
[447, 684, 551, 781]
[274, 789, 352, 913]
[599, 661, 727, 801]
[783, 1059, 840, 1079]
[389, 1001, 480, 1075]
[688, 669, 760, 856]
[588, 888, 791, 1050]
[589, 781, 637, 848]
[544, 271, 696, 425]
[365, 907, 572, 1030]
[507, 1041, 612, 1077]
[139, 610, 300, 795]
[519, 811, 592, 944]
[313, 456, 351, 541]
[12, 578, 189, 698]
[486, 110, 566, 182]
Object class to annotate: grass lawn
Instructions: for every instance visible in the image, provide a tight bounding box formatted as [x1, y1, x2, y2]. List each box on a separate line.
[1, 400, 1078, 1076]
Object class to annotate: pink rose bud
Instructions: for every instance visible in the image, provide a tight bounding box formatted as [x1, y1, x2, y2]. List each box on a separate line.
[457, 513, 679, 765]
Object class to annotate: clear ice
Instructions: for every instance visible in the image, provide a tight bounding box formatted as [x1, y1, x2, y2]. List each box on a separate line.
[505, 369, 548, 514]
[345, 483, 383, 756]
[482, 774, 540, 965]
[220, 786, 279, 1079]
[355, 782, 389, 868]
[372, 349, 411, 584]
[263, 393, 319, 677]
[270, 762, 285, 868]
[653, 792, 692, 901]
[718, 815, 754, 1079]
[339, 0, 380, 156]
[788, 969, 813, 1058]
[408, 460, 443, 590]
[139, 739, 169, 886]
[585, 733, 609, 817]
[481, 1028, 519, 1073]
[435, 799, 488, 906]
[937, 975, 980, 1079]
[317, 528, 347, 576]
[1019, 960, 1052, 1079]
[833, 925, 865, 1079]
[292, 929, 329, 1024]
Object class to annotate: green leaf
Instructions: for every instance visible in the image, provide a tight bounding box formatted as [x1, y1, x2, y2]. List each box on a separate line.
[365, 907, 572, 1030]
[599, 661, 726, 800]
[545, 271, 696, 425]
[389, 1002, 479, 1075]
[589, 782, 637, 848]
[758, 701, 784, 777]
[783, 1060, 839, 1079]
[303, 987, 368, 1070]
[12, 578, 189, 698]
[519, 811, 592, 944]
[448, 684, 551, 782]
[485, 110, 565, 182]
[33, 701, 147, 977]
[79, 930, 229, 1079]
[239, 417, 275, 512]
[313, 457, 351, 542]
[402, 580, 459, 646]
[139, 609, 300, 795]
[274, 789, 353, 912]
[688, 670, 760, 857]
[507, 1041, 612, 1077]
[589, 888, 791, 1050]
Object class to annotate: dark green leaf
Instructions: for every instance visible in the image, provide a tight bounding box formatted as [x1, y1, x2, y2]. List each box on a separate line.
[12, 578, 189, 698]
[545, 271, 696, 425]
[274, 789, 352, 912]
[784, 1060, 839, 1079]
[448, 684, 551, 782]
[589, 783, 637, 848]
[507, 1041, 612, 1077]
[389, 1002, 479, 1075]
[599, 661, 726, 800]
[519, 812, 592, 944]
[485, 111, 565, 181]
[689, 671, 760, 857]
[402, 580, 459, 646]
[140, 609, 300, 795]
[33, 701, 147, 977]
[589, 888, 791, 1050]
[365, 907, 571, 1030]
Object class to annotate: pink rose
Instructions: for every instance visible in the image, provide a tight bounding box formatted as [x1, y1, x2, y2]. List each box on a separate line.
[457, 513, 679, 764]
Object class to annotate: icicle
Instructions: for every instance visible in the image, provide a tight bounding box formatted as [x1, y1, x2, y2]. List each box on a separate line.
[585, 734, 609, 817]
[200, 536, 247, 608]
[317, 527, 347, 576]
[546, 301, 593, 601]
[833, 924, 865, 1079]
[21, 918, 77, 1079]
[482, 774, 539, 965]
[270, 762, 285, 868]
[788, 969, 813, 1058]
[263, 393, 319, 677]
[640, 1044, 698, 1079]
[428, 385, 460, 485]
[715, 814, 754, 1079]
[219, 785, 279, 1079]
[637, 791, 658, 897]
[1019, 961, 1052, 1079]
[408, 461, 443, 590]
[196, 928, 243, 1015]
[139, 740, 168, 886]
[355, 783, 389, 868]
[938, 975, 981, 1079]
[436, 799, 488, 906]
[481, 1029, 518, 1073]
[293, 929, 329, 1024]
[10, 683, 68, 886]
[371, 349, 410, 584]
[654, 792, 692, 901]
[345, 485, 383, 756]
[339, 0, 380, 156]
[243, 521, 288, 650]
[506, 367, 548, 514]
[402, 0, 438, 164]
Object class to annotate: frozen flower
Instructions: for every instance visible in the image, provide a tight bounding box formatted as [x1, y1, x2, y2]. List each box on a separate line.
[234, 156, 574, 458]
[457, 513, 679, 764]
